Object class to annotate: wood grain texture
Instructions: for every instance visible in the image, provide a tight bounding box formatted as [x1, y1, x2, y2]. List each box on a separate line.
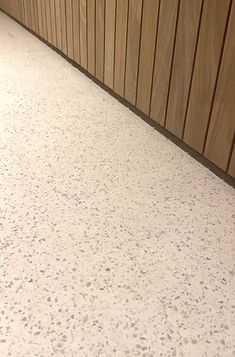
[136, 0, 159, 115]
[60, 0, 67, 54]
[50, 0, 57, 47]
[29, 0, 35, 32]
[41, 0, 48, 39]
[32, 0, 39, 34]
[72, 0, 80, 64]
[66, 0, 74, 59]
[87, 0, 95, 75]
[23, 0, 30, 28]
[55, 0, 62, 50]
[104, 0, 116, 89]
[150, 0, 178, 126]
[80, 0, 87, 69]
[1, 0, 234, 178]
[124, 0, 142, 105]
[228, 143, 235, 178]
[45, 0, 52, 43]
[165, 0, 202, 137]
[96, 0, 105, 81]
[37, 0, 43, 38]
[204, 3, 235, 171]
[113, 0, 128, 96]
[183, 0, 230, 153]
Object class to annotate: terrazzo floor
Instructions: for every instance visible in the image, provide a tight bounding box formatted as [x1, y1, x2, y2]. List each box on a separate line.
[0, 11, 235, 357]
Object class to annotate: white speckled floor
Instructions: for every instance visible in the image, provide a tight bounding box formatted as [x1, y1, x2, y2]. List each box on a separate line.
[0, 12, 235, 357]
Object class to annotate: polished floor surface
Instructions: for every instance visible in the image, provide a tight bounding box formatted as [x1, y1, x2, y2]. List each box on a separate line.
[0, 12, 235, 357]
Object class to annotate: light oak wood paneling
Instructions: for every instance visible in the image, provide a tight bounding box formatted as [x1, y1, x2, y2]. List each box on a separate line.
[113, 0, 128, 97]
[228, 143, 235, 177]
[1, 0, 234, 178]
[61, 0, 67, 54]
[87, 0, 95, 75]
[183, 0, 230, 153]
[50, 0, 57, 47]
[55, 0, 62, 51]
[165, 0, 203, 138]
[72, 0, 80, 64]
[150, 0, 179, 126]
[45, 0, 52, 43]
[95, 0, 105, 81]
[104, 0, 116, 89]
[204, 3, 235, 170]
[80, 0, 87, 69]
[136, 0, 159, 115]
[125, 0, 142, 105]
[66, 0, 74, 59]
[37, 0, 43, 38]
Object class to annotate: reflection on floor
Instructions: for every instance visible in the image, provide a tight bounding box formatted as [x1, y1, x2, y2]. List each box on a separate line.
[0, 11, 234, 357]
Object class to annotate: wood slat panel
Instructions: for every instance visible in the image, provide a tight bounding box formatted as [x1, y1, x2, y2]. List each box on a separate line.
[80, 0, 87, 69]
[104, 0, 116, 89]
[124, 0, 142, 105]
[1, 0, 234, 179]
[24, 0, 30, 28]
[45, 0, 52, 43]
[204, 3, 235, 170]
[55, 0, 62, 50]
[27, 0, 33, 30]
[41, 0, 48, 39]
[50, 0, 57, 47]
[60, 0, 67, 54]
[37, 0, 44, 38]
[66, 0, 74, 59]
[150, 0, 178, 126]
[96, 0, 105, 81]
[183, 0, 230, 153]
[72, 0, 80, 64]
[87, 0, 95, 75]
[165, 0, 202, 137]
[228, 143, 235, 178]
[33, 0, 39, 34]
[113, 0, 128, 97]
[29, 0, 36, 32]
[136, 0, 159, 115]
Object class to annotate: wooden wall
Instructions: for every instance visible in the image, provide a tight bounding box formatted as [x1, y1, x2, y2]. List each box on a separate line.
[0, 0, 234, 178]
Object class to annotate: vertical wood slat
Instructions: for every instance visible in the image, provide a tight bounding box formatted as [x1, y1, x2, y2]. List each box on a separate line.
[228, 143, 235, 177]
[87, 0, 95, 75]
[80, 0, 87, 69]
[165, 0, 203, 137]
[45, 0, 52, 43]
[60, 0, 67, 54]
[29, 0, 35, 32]
[204, 2, 235, 171]
[150, 0, 178, 126]
[66, 0, 74, 59]
[124, 0, 142, 105]
[50, 0, 57, 47]
[113, 0, 128, 97]
[136, 0, 159, 115]
[55, 0, 62, 51]
[37, 0, 43, 38]
[33, 0, 39, 35]
[41, 0, 48, 39]
[183, 0, 230, 153]
[96, 0, 105, 81]
[72, 0, 80, 64]
[104, 0, 116, 89]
